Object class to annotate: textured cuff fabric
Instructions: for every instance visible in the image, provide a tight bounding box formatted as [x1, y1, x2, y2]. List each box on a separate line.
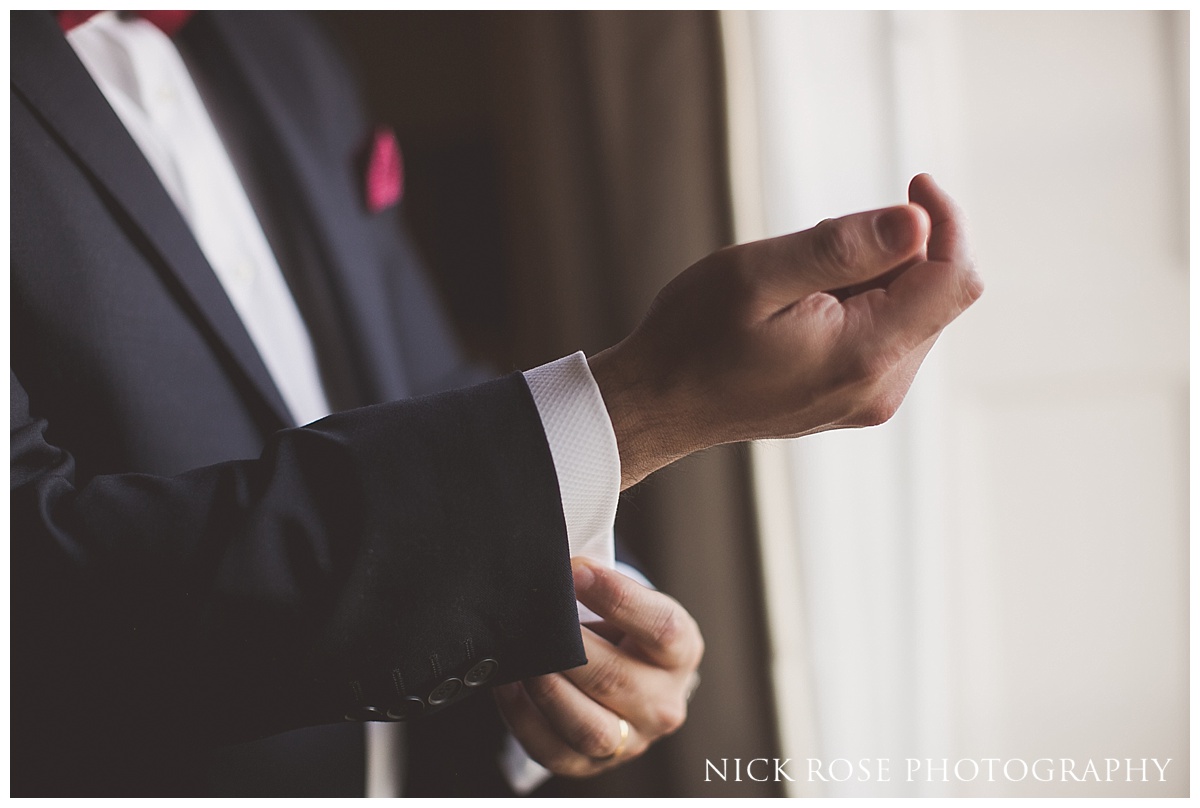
[505, 354, 620, 795]
[523, 352, 620, 570]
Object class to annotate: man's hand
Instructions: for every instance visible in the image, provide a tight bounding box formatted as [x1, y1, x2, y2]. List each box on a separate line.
[493, 558, 704, 777]
[589, 173, 983, 489]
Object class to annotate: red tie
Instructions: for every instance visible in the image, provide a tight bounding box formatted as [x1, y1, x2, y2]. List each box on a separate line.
[57, 10, 195, 37]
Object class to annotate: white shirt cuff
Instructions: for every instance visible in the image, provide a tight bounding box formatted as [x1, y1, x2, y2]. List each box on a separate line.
[507, 352, 622, 794]
[522, 351, 620, 571]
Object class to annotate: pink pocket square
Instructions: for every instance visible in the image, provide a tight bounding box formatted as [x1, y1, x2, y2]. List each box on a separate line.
[364, 126, 404, 214]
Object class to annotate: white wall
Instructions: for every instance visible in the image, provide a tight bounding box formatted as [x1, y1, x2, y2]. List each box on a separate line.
[729, 11, 1189, 797]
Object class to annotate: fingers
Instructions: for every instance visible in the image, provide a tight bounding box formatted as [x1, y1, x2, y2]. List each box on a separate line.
[493, 680, 603, 777]
[756, 203, 931, 304]
[496, 564, 704, 777]
[571, 558, 704, 671]
[494, 676, 643, 777]
[855, 176, 983, 350]
[865, 259, 982, 351]
[520, 672, 643, 761]
[908, 173, 973, 267]
[564, 628, 688, 737]
[582, 619, 626, 646]
[828, 254, 923, 302]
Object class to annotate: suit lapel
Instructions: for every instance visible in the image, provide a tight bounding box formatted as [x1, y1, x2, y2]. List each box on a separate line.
[10, 11, 294, 428]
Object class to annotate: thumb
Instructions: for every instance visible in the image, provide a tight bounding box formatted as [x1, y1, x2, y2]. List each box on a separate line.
[754, 203, 930, 309]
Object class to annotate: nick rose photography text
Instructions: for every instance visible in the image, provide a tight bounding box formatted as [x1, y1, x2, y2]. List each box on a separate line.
[703, 758, 1173, 784]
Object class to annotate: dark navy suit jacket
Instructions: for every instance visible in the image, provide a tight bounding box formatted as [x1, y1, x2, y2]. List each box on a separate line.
[11, 10, 583, 795]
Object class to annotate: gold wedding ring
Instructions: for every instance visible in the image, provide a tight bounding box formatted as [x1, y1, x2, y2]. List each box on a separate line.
[592, 717, 630, 762]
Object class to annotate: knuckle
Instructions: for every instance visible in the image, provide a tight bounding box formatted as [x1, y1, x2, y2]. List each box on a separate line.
[585, 657, 632, 701]
[674, 611, 706, 669]
[812, 218, 860, 272]
[859, 404, 891, 427]
[649, 602, 684, 651]
[522, 674, 560, 703]
[959, 264, 985, 307]
[652, 697, 688, 736]
[726, 262, 762, 307]
[650, 600, 706, 668]
[713, 243, 750, 284]
[860, 392, 903, 426]
[545, 748, 584, 777]
[571, 718, 619, 759]
[689, 623, 706, 669]
[602, 574, 637, 622]
[842, 349, 888, 386]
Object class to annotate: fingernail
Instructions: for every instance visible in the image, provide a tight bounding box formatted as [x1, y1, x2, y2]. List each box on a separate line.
[874, 208, 913, 254]
[573, 559, 596, 592]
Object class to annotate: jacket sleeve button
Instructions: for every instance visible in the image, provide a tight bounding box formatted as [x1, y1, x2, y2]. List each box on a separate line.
[427, 677, 463, 705]
[463, 658, 499, 687]
[344, 705, 386, 722]
[385, 698, 425, 721]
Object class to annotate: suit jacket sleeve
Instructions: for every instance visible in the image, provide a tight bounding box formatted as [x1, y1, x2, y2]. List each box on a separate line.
[11, 366, 586, 745]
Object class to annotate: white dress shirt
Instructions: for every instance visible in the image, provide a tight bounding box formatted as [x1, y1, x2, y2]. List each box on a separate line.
[67, 12, 621, 796]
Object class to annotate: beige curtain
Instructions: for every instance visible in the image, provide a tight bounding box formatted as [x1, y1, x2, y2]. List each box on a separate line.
[324, 11, 781, 796]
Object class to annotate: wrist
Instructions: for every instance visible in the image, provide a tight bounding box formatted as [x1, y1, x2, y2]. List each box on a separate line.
[587, 342, 698, 490]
